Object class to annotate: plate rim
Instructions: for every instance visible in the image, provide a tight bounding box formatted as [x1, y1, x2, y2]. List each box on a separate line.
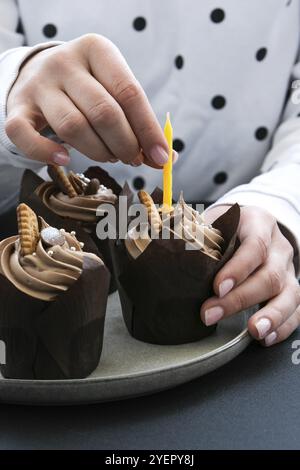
[0, 318, 251, 387]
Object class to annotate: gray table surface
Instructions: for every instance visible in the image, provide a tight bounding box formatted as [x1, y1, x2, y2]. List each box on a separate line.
[0, 327, 299, 450]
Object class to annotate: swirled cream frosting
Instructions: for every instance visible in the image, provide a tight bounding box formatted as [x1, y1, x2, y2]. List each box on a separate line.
[36, 179, 117, 224]
[125, 193, 224, 260]
[0, 219, 102, 301]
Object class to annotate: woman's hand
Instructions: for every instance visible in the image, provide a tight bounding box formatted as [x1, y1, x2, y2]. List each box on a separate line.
[6, 34, 175, 168]
[201, 205, 300, 346]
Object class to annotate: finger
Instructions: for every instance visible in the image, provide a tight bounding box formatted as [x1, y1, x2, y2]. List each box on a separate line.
[85, 36, 169, 166]
[201, 262, 286, 325]
[5, 106, 70, 165]
[214, 214, 275, 298]
[262, 307, 300, 347]
[130, 152, 144, 167]
[247, 275, 300, 340]
[39, 90, 115, 163]
[64, 71, 140, 164]
[140, 150, 179, 169]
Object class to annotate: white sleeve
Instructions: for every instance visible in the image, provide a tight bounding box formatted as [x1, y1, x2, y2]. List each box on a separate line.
[0, 0, 61, 170]
[211, 58, 300, 266]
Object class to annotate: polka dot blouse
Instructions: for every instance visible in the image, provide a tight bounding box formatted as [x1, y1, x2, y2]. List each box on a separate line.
[0, 0, 300, 258]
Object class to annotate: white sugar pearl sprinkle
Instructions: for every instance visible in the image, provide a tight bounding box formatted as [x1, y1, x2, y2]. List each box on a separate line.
[71, 231, 76, 236]
[48, 250, 54, 256]
[60, 228, 65, 233]
[79, 242, 84, 248]
[70, 246, 76, 251]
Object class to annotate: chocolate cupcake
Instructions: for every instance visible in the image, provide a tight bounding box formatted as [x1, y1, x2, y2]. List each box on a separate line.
[111, 190, 240, 345]
[20, 165, 127, 293]
[0, 204, 110, 380]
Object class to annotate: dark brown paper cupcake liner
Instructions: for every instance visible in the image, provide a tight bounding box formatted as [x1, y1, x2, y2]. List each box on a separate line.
[0, 256, 110, 380]
[111, 190, 240, 345]
[83, 167, 133, 293]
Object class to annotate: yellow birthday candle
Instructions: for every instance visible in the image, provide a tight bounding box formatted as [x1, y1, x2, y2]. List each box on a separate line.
[163, 112, 173, 210]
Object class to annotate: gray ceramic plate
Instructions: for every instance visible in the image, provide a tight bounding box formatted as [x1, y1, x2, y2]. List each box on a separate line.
[0, 293, 255, 405]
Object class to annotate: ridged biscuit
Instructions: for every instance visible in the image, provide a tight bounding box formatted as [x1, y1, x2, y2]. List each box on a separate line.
[17, 203, 40, 256]
[47, 165, 77, 198]
[138, 190, 162, 233]
[68, 171, 85, 195]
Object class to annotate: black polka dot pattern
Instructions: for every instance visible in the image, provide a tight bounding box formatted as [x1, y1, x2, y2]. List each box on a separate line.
[210, 8, 225, 23]
[16, 19, 24, 35]
[43, 24, 57, 38]
[286, 0, 292, 6]
[133, 17, 147, 31]
[214, 172, 228, 185]
[256, 47, 268, 62]
[173, 139, 185, 153]
[211, 95, 226, 110]
[133, 176, 145, 190]
[255, 127, 269, 141]
[175, 55, 184, 69]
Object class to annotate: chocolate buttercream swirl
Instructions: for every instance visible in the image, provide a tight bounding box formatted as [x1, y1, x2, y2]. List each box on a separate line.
[125, 194, 224, 260]
[169, 195, 224, 259]
[36, 181, 117, 224]
[0, 219, 102, 301]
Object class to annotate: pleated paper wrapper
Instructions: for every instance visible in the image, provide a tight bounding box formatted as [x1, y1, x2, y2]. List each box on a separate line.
[111, 189, 240, 345]
[0, 232, 110, 379]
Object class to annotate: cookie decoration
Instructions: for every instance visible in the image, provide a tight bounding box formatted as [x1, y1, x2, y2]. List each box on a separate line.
[17, 203, 40, 256]
[47, 165, 77, 198]
[69, 171, 85, 195]
[138, 190, 162, 233]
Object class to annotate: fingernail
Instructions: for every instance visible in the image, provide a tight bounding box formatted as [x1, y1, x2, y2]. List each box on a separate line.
[172, 150, 179, 164]
[52, 152, 70, 166]
[255, 318, 272, 339]
[219, 278, 235, 298]
[149, 145, 169, 165]
[131, 153, 143, 167]
[204, 306, 224, 326]
[264, 331, 277, 347]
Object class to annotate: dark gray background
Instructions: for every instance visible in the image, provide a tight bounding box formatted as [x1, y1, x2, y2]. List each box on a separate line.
[0, 328, 299, 450]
